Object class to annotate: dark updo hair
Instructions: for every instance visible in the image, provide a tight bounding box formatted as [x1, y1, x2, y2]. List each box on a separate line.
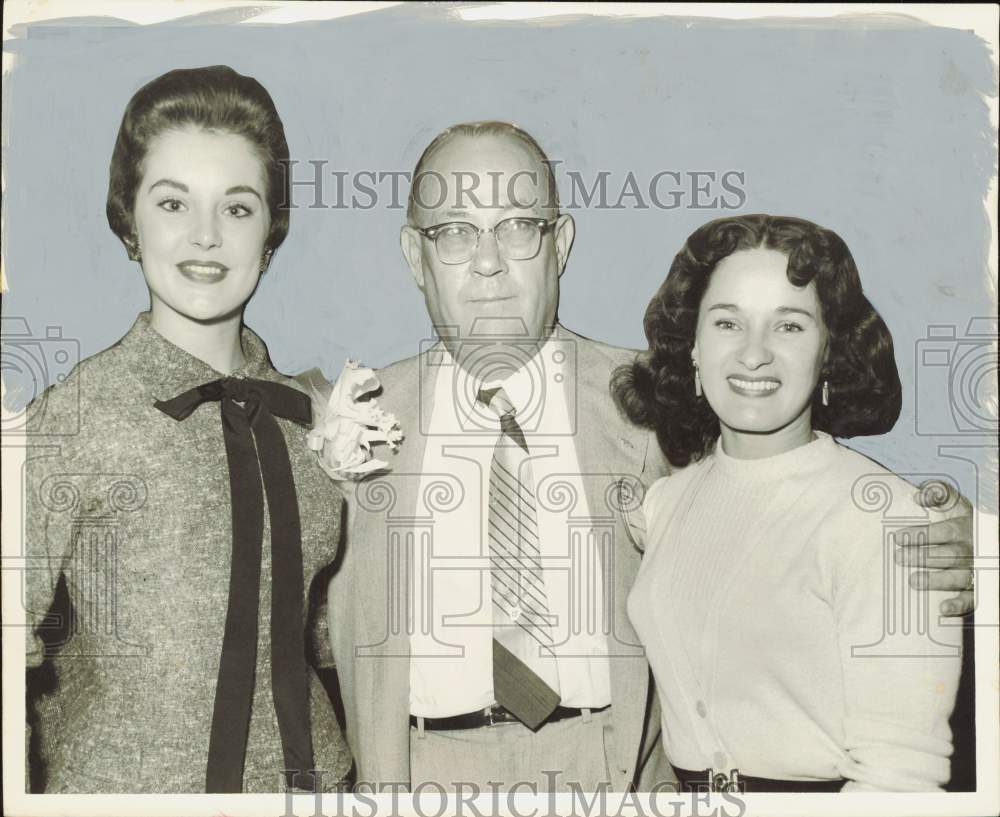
[106, 65, 290, 254]
[613, 214, 902, 468]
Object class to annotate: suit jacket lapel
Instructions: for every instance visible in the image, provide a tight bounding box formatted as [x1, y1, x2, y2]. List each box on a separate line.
[562, 326, 651, 786]
[351, 350, 438, 787]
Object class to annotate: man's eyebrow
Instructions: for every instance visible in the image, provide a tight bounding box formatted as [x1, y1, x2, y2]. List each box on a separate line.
[226, 185, 263, 202]
[148, 179, 188, 193]
[438, 204, 539, 220]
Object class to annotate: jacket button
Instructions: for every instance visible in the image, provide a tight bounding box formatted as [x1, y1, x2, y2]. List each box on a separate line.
[696, 700, 708, 718]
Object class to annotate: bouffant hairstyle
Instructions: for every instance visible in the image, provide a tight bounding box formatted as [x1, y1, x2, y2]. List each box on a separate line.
[613, 214, 902, 468]
[106, 65, 290, 254]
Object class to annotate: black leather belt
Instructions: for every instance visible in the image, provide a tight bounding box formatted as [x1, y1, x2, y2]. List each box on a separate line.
[410, 704, 610, 731]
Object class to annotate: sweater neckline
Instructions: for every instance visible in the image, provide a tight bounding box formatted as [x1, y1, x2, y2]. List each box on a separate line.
[711, 430, 837, 480]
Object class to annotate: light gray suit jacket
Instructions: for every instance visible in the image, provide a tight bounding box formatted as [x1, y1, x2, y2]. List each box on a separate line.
[327, 325, 672, 790]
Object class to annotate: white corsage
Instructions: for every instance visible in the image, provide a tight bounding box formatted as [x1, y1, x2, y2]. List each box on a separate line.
[300, 360, 403, 481]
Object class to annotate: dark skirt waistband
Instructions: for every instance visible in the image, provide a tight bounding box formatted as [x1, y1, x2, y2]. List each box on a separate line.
[672, 765, 846, 793]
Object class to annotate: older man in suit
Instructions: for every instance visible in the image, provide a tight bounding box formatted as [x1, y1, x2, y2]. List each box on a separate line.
[327, 121, 668, 793]
[326, 121, 976, 793]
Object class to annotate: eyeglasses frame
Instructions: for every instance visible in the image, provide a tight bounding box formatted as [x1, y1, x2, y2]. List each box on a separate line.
[414, 216, 559, 265]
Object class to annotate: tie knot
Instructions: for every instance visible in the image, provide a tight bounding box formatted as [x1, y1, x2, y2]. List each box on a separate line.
[477, 386, 516, 419]
[477, 386, 528, 452]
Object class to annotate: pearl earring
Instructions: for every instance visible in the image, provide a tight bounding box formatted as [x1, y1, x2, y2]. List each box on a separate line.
[821, 380, 830, 407]
[694, 367, 702, 398]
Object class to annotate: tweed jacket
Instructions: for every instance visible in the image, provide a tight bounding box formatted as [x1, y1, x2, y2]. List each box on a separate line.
[24, 313, 352, 793]
[327, 325, 672, 791]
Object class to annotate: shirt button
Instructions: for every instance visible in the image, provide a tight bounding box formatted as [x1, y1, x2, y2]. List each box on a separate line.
[713, 751, 727, 769]
[695, 700, 708, 718]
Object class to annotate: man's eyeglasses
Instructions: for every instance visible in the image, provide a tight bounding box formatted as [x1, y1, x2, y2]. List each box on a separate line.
[415, 217, 557, 265]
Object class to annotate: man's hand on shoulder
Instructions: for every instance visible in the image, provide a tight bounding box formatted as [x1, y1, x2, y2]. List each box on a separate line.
[893, 480, 975, 617]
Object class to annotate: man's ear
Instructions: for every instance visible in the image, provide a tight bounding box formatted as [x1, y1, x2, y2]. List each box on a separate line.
[553, 213, 575, 277]
[400, 225, 425, 288]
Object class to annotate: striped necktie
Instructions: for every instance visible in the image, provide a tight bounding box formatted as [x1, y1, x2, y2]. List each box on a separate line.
[478, 386, 561, 730]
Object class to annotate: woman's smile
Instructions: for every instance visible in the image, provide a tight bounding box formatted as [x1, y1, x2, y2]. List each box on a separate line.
[727, 375, 781, 396]
[176, 259, 230, 283]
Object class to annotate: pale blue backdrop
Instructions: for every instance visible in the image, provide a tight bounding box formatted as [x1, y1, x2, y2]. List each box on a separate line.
[3, 6, 996, 506]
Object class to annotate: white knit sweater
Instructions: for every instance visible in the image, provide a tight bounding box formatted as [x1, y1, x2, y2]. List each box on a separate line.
[627, 432, 962, 791]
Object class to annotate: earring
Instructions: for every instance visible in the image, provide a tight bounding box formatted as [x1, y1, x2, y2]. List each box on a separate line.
[821, 380, 830, 407]
[124, 236, 141, 262]
[691, 351, 702, 397]
[259, 248, 273, 273]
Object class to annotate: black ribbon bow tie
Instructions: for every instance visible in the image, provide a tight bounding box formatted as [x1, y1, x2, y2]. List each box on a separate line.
[155, 376, 315, 792]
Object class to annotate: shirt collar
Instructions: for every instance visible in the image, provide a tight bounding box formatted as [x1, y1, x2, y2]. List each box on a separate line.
[443, 333, 568, 430]
[115, 311, 274, 402]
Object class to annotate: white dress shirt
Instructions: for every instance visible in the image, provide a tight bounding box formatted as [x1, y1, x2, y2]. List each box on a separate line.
[409, 337, 612, 717]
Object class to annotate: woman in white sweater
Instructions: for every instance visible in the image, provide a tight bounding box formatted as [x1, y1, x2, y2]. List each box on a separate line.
[615, 214, 962, 792]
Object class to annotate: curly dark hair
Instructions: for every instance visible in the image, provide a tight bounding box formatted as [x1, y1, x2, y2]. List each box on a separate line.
[613, 214, 902, 467]
[106, 65, 290, 256]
